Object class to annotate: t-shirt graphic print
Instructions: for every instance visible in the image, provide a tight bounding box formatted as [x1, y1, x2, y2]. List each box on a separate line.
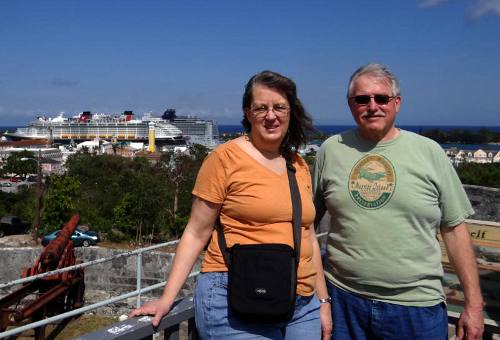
[348, 154, 396, 209]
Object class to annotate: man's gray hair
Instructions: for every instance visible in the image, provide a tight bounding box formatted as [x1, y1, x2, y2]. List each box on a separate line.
[347, 63, 401, 98]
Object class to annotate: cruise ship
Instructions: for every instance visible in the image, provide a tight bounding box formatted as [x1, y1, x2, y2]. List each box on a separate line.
[162, 109, 219, 148]
[4, 110, 220, 148]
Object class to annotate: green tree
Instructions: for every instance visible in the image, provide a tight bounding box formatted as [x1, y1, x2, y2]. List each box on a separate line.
[0, 187, 35, 222]
[63, 151, 207, 242]
[477, 128, 496, 144]
[422, 129, 447, 143]
[41, 175, 81, 234]
[3, 150, 37, 178]
[456, 163, 500, 188]
[66, 153, 132, 232]
[65, 153, 172, 242]
[112, 163, 171, 243]
[158, 151, 199, 229]
[188, 143, 210, 162]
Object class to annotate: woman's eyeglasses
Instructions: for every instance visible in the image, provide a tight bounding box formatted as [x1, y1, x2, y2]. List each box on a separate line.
[350, 95, 396, 105]
[250, 104, 290, 118]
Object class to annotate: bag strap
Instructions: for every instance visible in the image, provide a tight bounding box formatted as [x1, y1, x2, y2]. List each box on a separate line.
[216, 157, 302, 267]
[287, 158, 302, 265]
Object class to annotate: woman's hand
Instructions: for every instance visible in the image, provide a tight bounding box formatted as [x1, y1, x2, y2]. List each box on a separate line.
[129, 298, 172, 327]
[320, 302, 333, 340]
[129, 197, 220, 328]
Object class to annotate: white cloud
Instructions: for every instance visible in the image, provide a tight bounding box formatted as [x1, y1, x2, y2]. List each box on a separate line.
[419, 0, 500, 19]
[470, 0, 500, 18]
[419, 0, 449, 8]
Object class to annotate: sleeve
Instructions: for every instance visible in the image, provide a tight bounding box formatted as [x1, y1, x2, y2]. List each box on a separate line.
[434, 146, 474, 228]
[312, 145, 327, 226]
[192, 150, 227, 204]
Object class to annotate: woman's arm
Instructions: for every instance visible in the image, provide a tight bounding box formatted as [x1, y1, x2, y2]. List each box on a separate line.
[310, 225, 333, 339]
[130, 197, 220, 326]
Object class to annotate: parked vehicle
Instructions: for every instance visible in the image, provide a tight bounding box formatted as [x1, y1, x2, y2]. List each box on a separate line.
[0, 216, 31, 237]
[26, 175, 38, 182]
[41, 229, 100, 247]
[9, 177, 21, 182]
[0, 182, 13, 187]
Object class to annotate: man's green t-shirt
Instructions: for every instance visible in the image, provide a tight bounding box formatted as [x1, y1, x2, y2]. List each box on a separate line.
[313, 129, 473, 306]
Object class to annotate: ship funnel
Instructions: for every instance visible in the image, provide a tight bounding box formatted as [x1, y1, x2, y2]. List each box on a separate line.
[162, 109, 176, 121]
[79, 111, 92, 122]
[124, 110, 134, 122]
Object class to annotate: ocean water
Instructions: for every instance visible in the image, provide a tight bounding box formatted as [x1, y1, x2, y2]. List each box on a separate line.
[0, 126, 18, 132]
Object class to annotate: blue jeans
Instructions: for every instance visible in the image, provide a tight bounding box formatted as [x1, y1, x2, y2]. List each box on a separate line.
[194, 272, 321, 339]
[328, 282, 448, 340]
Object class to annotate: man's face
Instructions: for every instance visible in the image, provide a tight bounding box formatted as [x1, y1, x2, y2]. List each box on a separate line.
[348, 74, 401, 142]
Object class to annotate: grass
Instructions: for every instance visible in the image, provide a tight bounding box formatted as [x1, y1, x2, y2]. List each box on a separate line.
[12, 314, 118, 340]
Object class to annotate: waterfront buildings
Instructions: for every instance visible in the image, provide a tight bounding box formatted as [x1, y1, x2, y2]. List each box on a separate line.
[445, 148, 500, 165]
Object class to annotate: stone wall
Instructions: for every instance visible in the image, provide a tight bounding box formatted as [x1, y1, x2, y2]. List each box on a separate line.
[0, 246, 201, 316]
[464, 185, 500, 222]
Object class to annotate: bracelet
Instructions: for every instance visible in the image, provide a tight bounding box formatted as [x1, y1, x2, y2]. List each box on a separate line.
[318, 297, 332, 304]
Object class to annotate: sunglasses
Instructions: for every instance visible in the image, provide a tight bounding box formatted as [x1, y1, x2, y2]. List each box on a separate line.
[350, 95, 396, 105]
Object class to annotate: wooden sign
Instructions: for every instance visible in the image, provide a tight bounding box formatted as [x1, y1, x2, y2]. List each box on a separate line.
[440, 219, 500, 323]
[439, 219, 500, 271]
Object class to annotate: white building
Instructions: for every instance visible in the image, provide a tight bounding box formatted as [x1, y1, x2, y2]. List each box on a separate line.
[493, 151, 500, 163]
[445, 148, 499, 165]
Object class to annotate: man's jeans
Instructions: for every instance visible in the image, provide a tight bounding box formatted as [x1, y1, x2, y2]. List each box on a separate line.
[328, 282, 448, 340]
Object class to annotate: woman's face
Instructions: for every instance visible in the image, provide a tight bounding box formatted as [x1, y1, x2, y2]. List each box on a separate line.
[245, 84, 290, 148]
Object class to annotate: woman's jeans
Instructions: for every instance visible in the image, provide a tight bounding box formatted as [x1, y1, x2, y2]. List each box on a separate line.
[328, 282, 448, 340]
[194, 272, 321, 339]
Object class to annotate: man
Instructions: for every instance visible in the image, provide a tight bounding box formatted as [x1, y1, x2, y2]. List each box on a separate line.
[313, 64, 484, 339]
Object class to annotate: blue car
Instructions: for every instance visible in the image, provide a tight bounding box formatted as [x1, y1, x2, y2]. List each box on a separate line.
[41, 229, 100, 247]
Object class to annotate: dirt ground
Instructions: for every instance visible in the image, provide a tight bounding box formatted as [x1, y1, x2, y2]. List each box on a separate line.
[5, 314, 118, 340]
[0, 234, 39, 247]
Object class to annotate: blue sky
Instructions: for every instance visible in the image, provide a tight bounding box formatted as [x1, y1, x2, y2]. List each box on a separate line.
[1, 0, 499, 126]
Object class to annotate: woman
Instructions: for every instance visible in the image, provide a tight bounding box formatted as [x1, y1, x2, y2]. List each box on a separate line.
[130, 71, 332, 339]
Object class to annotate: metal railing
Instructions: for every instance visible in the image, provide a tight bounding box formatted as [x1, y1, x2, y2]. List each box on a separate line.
[72, 298, 500, 340]
[0, 239, 189, 339]
[75, 297, 198, 340]
[4, 230, 500, 339]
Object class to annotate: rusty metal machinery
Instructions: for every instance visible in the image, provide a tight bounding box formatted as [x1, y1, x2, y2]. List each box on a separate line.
[0, 214, 85, 339]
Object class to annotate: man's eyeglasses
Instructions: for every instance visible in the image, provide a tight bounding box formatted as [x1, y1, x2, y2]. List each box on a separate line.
[350, 95, 396, 105]
[250, 104, 290, 118]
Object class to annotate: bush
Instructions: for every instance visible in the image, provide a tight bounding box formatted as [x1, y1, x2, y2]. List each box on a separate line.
[456, 163, 500, 188]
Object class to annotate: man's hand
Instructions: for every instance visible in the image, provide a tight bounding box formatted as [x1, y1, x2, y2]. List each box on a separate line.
[456, 305, 484, 340]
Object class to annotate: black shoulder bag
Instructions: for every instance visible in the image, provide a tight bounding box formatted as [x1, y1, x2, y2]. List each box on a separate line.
[216, 159, 302, 323]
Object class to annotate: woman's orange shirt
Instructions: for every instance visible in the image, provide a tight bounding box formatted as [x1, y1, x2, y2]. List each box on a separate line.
[192, 140, 317, 296]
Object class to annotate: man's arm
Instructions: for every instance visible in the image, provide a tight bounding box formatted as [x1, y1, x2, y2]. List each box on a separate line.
[441, 222, 484, 340]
